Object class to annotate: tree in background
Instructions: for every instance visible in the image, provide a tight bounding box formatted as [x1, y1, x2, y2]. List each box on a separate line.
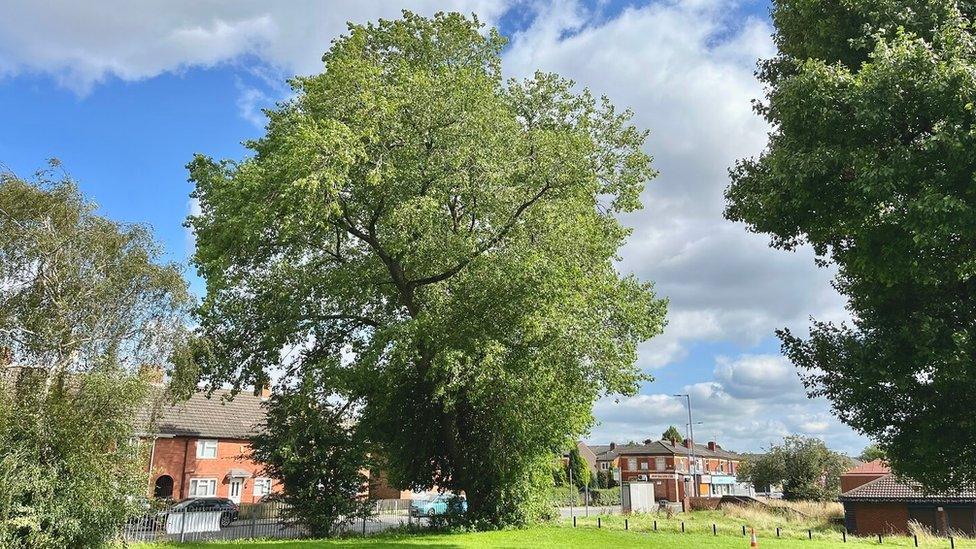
[859, 443, 887, 463]
[596, 470, 609, 489]
[249, 369, 374, 537]
[0, 166, 191, 547]
[188, 11, 666, 527]
[662, 425, 683, 445]
[565, 447, 590, 490]
[737, 436, 852, 501]
[726, 0, 976, 492]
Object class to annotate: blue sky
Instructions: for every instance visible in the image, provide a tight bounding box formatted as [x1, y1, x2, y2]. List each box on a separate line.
[0, 0, 869, 454]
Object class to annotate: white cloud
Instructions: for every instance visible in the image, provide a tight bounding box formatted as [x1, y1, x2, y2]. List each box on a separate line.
[503, 0, 848, 365]
[0, 1, 512, 94]
[590, 354, 868, 454]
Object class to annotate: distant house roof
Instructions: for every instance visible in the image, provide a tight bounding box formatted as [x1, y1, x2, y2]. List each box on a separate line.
[585, 440, 741, 460]
[845, 459, 890, 476]
[139, 388, 267, 440]
[840, 474, 976, 504]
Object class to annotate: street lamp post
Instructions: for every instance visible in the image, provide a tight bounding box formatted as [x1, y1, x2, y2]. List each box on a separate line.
[674, 394, 698, 497]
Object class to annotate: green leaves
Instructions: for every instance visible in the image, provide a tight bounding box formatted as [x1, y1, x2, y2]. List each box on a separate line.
[189, 11, 665, 526]
[727, 0, 976, 492]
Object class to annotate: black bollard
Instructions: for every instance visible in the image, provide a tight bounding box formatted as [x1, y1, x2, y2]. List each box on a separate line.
[742, 525, 746, 536]
[950, 536, 955, 549]
[878, 533, 882, 544]
[625, 518, 628, 531]
[573, 516, 576, 528]
[713, 524, 717, 536]
[597, 517, 601, 529]
[776, 527, 780, 537]
[808, 529, 812, 539]
[681, 521, 685, 533]
[913, 533, 918, 547]
[843, 529, 847, 543]
[653, 520, 657, 531]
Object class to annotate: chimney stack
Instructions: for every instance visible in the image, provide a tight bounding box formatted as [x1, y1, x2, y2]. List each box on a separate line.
[259, 385, 272, 400]
[683, 438, 693, 449]
[707, 441, 717, 451]
[609, 442, 616, 451]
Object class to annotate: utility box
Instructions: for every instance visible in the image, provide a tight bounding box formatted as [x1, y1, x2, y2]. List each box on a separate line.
[621, 481, 656, 513]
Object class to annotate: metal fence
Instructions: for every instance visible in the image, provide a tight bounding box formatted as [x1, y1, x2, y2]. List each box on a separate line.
[120, 499, 427, 543]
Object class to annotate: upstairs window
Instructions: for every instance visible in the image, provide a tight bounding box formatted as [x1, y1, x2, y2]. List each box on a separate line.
[196, 439, 218, 459]
[655, 457, 666, 471]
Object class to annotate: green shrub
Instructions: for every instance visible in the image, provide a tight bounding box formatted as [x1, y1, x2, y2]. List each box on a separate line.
[590, 488, 621, 506]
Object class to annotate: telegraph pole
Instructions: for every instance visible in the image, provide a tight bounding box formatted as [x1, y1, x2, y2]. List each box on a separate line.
[674, 394, 698, 497]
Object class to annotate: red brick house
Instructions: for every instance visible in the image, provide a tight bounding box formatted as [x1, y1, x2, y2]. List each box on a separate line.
[585, 439, 746, 502]
[840, 473, 976, 536]
[140, 388, 281, 504]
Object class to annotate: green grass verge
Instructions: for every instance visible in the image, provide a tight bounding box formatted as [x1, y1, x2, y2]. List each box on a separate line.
[132, 523, 976, 548]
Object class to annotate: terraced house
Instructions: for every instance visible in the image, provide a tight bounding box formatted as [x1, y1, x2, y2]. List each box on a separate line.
[583, 439, 750, 502]
[139, 388, 282, 504]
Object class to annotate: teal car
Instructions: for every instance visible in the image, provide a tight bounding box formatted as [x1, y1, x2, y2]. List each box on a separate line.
[409, 493, 467, 517]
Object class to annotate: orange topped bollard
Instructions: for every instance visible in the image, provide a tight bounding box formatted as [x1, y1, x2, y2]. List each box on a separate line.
[750, 527, 758, 547]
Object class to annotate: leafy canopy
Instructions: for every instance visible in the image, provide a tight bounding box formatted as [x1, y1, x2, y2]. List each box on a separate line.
[737, 436, 852, 501]
[726, 0, 976, 491]
[0, 168, 191, 548]
[188, 11, 665, 526]
[662, 425, 683, 445]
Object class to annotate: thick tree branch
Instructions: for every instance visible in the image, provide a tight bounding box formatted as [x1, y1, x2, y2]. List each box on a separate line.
[409, 182, 552, 288]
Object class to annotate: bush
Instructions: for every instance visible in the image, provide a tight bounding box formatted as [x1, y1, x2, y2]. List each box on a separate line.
[589, 488, 621, 506]
[548, 485, 582, 506]
[0, 367, 150, 548]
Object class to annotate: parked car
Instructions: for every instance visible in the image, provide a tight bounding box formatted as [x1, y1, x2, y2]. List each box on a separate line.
[125, 497, 172, 531]
[410, 493, 467, 517]
[171, 497, 240, 527]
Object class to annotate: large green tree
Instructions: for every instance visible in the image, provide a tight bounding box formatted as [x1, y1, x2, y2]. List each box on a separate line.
[0, 167, 191, 547]
[188, 12, 666, 526]
[737, 436, 851, 501]
[726, 0, 976, 491]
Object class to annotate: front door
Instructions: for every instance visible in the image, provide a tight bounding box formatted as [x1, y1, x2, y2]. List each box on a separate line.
[228, 479, 242, 504]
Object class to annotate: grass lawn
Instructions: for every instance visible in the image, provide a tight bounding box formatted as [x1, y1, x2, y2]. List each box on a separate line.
[135, 524, 976, 548]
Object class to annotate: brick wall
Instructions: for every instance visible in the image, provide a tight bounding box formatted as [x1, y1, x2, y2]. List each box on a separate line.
[147, 436, 279, 504]
[850, 502, 910, 535]
[689, 497, 722, 510]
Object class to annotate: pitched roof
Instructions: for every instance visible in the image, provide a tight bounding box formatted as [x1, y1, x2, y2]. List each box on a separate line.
[140, 388, 267, 440]
[585, 440, 742, 460]
[844, 459, 890, 476]
[840, 474, 976, 503]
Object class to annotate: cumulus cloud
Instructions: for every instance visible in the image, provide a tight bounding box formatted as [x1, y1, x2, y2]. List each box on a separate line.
[503, 0, 848, 354]
[0, 1, 512, 94]
[591, 354, 867, 454]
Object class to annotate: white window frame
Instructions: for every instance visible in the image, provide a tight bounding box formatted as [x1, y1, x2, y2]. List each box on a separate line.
[600, 461, 609, 470]
[627, 458, 637, 470]
[196, 439, 218, 459]
[188, 478, 217, 497]
[254, 477, 272, 497]
[655, 457, 666, 471]
[639, 460, 649, 470]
